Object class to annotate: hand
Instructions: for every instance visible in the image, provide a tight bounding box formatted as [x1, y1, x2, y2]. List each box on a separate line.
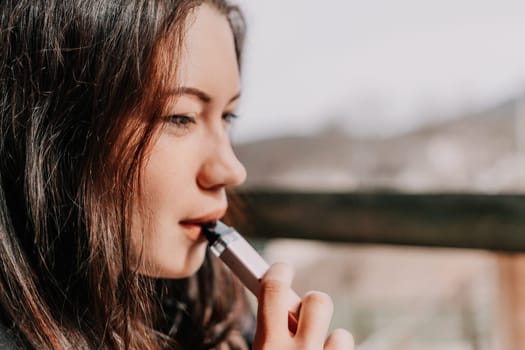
[253, 263, 354, 350]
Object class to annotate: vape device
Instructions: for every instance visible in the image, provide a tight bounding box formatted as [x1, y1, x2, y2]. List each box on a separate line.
[203, 221, 300, 333]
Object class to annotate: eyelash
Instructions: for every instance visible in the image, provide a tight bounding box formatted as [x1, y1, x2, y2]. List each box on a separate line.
[166, 113, 239, 129]
[167, 115, 196, 129]
[222, 112, 238, 124]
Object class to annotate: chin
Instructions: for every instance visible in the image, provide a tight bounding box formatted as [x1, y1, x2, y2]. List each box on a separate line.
[145, 245, 208, 279]
[139, 261, 204, 279]
[181, 241, 209, 277]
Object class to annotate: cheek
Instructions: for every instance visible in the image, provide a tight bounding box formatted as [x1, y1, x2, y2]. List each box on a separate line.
[129, 134, 205, 277]
[149, 132, 201, 181]
[142, 136, 198, 209]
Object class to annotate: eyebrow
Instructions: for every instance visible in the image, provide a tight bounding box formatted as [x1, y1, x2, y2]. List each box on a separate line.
[173, 87, 241, 105]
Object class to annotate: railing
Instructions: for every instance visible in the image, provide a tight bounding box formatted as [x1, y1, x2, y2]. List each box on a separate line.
[235, 191, 525, 349]
[236, 192, 525, 250]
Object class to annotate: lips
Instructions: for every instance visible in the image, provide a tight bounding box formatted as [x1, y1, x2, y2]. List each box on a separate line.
[179, 208, 226, 241]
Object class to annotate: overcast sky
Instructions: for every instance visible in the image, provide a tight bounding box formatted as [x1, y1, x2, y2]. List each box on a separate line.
[231, 0, 525, 142]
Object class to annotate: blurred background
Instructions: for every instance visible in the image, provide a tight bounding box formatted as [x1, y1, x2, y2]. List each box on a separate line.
[230, 1, 525, 349]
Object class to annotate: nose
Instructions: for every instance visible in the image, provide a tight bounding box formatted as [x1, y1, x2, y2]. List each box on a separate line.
[197, 133, 247, 191]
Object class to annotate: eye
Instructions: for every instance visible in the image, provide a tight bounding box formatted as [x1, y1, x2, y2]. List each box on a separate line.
[222, 112, 239, 124]
[166, 114, 196, 129]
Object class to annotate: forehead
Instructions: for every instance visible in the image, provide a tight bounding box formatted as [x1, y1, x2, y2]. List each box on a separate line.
[176, 4, 240, 94]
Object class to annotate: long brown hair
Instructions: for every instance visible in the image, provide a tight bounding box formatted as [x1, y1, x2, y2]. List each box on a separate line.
[0, 0, 250, 348]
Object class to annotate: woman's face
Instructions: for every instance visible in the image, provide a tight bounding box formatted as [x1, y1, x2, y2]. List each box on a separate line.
[131, 4, 246, 278]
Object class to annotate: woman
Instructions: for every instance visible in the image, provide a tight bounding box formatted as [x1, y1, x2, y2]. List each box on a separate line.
[0, 0, 354, 349]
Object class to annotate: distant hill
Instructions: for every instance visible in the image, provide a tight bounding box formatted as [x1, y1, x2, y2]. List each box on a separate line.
[234, 96, 525, 192]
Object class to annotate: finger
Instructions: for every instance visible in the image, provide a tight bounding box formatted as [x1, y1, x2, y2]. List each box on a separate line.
[324, 328, 355, 350]
[295, 291, 333, 346]
[256, 262, 295, 340]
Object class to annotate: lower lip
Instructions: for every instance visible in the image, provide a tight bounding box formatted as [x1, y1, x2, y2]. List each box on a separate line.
[180, 223, 204, 241]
